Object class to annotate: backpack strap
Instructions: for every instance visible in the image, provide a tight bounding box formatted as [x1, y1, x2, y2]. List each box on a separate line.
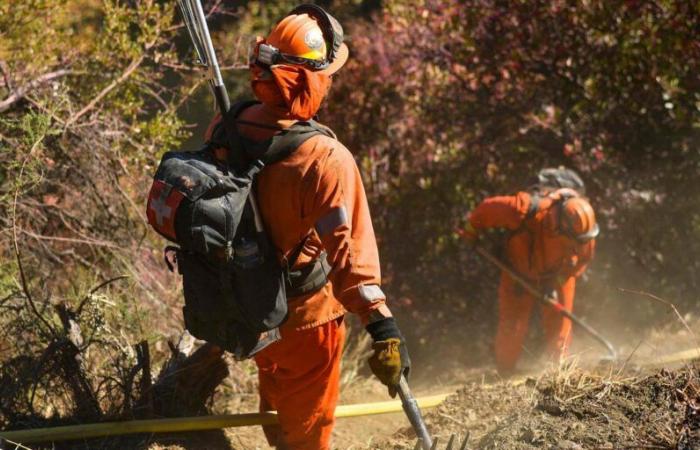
[550, 188, 579, 235]
[262, 119, 336, 165]
[212, 102, 337, 297]
[525, 193, 541, 220]
[208, 100, 260, 150]
[213, 100, 337, 167]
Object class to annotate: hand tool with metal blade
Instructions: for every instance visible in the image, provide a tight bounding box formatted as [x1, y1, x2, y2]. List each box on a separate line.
[474, 244, 617, 360]
[396, 374, 433, 450]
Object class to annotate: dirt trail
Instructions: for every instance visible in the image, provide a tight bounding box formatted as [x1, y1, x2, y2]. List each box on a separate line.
[207, 330, 700, 449]
[374, 360, 700, 450]
[116, 320, 700, 449]
[216, 346, 700, 449]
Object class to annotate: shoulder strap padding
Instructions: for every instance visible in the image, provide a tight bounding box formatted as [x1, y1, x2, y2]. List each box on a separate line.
[208, 100, 260, 149]
[525, 193, 540, 220]
[262, 119, 336, 165]
[218, 100, 337, 166]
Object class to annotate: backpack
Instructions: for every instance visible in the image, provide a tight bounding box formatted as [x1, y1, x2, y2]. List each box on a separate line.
[528, 167, 585, 195]
[521, 187, 585, 237]
[146, 101, 334, 360]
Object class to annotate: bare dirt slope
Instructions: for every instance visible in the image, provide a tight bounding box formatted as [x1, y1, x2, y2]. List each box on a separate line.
[374, 362, 700, 450]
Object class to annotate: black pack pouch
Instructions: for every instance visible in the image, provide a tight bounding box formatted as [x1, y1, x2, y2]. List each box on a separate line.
[149, 144, 286, 360]
[176, 248, 281, 358]
[229, 202, 288, 333]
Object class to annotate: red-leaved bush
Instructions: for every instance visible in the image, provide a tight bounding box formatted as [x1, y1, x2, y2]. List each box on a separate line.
[323, 0, 700, 368]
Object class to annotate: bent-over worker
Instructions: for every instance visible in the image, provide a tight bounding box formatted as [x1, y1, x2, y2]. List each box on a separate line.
[461, 186, 598, 373]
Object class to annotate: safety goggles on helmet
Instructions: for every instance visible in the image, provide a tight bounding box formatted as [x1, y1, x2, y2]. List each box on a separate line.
[257, 42, 329, 70]
[255, 4, 345, 72]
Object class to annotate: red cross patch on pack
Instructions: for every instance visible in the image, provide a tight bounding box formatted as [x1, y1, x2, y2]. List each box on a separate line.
[146, 180, 185, 241]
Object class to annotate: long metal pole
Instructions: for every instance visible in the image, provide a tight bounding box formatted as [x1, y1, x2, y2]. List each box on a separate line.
[189, 0, 230, 114]
[475, 244, 617, 360]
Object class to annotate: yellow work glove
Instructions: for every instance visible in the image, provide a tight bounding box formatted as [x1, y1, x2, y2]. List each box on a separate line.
[366, 318, 411, 398]
[369, 338, 403, 391]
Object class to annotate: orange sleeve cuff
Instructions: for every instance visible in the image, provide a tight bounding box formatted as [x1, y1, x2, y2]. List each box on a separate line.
[338, 284, 392, 325]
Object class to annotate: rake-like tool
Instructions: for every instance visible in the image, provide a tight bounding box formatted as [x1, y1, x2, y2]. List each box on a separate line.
[474, 244, 617, 361]
[412, 432, 470, 450]
[176, 0, 230, 115]
[176, 0, 270, 231]
[397, 375, 470, 450]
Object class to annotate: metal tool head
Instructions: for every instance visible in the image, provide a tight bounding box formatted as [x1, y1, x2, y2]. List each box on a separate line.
[176, 0, 208, 66]
[398, 375, 434, 449]
[413, 432, 470, 450]
[175, 0, 229, 113]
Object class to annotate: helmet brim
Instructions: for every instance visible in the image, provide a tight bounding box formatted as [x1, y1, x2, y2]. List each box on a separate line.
[318, 42, 348, 75]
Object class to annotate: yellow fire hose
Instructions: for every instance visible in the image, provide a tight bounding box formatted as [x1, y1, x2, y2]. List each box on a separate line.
[3, 348, 696, 446]
[0, 393, 449, 445]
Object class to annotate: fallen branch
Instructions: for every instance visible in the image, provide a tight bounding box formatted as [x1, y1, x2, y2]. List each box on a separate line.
[53, 302, 102, 420]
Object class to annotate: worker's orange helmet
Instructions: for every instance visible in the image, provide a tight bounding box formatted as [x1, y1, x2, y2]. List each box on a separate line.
[255, 4, 348, 75]
[559, 195, 599, 242]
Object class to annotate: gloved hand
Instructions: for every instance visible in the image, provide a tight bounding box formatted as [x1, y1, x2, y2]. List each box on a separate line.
[366, 317, 411, 398]
[456, 221, 479, 248]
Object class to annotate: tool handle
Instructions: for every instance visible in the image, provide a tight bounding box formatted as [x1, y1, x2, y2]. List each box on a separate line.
[551, 303, 617, 359]
[396, 375, 433, 450]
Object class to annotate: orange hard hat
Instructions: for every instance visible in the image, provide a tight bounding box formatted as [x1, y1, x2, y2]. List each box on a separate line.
[256, 4, 348, 74]
[559, 195, 599, 242]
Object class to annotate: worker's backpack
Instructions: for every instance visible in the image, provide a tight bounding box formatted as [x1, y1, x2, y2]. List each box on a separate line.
[528, 167, 585, 195]
[146, 101, 334, 359]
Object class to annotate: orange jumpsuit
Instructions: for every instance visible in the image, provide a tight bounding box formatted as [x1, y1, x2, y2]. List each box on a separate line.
[207, 103, 389, 450]
[468, 191, 595, 372]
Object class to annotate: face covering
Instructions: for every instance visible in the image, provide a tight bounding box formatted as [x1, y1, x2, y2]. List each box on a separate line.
[250, 40, 332, 120]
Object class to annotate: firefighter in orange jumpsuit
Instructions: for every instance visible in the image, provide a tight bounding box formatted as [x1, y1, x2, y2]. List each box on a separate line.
[205, 5, 409, 449]
[461, 187, 598, 373]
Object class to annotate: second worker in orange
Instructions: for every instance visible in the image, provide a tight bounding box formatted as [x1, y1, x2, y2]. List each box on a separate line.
[461, 180, 598, 374]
